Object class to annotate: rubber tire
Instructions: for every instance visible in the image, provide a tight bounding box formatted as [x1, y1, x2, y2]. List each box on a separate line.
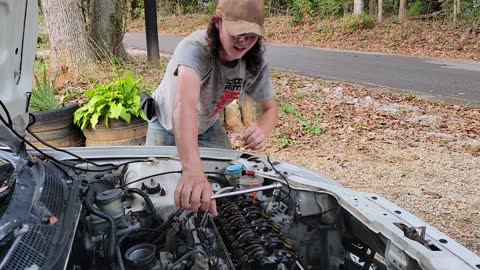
[29, 103, 79, 133]
[82, 117, 148, 142]
[26, 124, 85, 148]
[85, 136, 146, 146]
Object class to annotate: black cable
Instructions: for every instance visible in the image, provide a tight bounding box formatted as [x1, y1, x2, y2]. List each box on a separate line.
[0, 99, 151, 172]
[83, 187, 116, 269]
[126, 188, 156, 225]
[0, 100, 12, 126]
[27, 127, 151, 168]
[266, 156, 292, 202]
[118, 171, 228, 189]
[152, 209, 184, 244]
[167, 249, 208, 270]
[118, 171, 182, 189]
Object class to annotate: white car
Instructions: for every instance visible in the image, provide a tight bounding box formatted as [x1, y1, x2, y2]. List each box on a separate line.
[0, 0, 479, 269]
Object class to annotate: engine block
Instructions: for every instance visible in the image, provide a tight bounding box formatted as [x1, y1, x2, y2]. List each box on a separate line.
[215, 196, 300, 270]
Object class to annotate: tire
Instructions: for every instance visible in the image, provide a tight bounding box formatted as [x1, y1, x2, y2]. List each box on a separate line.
[26, 124, 85, 148]
[82, 117, 148, 142]
[85, 136, 146, 147]
[29, 103, 79, 133]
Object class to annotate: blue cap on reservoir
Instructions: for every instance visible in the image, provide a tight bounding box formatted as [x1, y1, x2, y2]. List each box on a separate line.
[225, 164, 243, 174]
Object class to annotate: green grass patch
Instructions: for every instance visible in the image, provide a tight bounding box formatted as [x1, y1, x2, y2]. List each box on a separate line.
[280, 102, 297, 114]
[302, 122, 326, 135]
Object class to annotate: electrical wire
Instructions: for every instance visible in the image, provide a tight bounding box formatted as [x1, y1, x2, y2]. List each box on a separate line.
[266, 156, 292, 202]
[118, 171, 182, 189]
[26, 127, 149, 168]
[118, 171, 229, 189]
[0, 99, 151, 172]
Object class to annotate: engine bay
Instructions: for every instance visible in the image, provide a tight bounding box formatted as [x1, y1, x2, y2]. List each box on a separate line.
[1, 149, 477, 270]
[71, 158, 325, 270]
[61, 151, 399, 270]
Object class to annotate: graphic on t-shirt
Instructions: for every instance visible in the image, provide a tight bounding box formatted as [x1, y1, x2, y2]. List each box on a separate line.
[208, 78, 243, 120]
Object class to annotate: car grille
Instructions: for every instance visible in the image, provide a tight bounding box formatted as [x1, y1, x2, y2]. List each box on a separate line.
[40, 165, 66, 217]
[3, 225, 56, 269]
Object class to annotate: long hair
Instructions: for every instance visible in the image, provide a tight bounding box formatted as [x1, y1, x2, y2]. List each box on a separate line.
[206, 17, 264, 75]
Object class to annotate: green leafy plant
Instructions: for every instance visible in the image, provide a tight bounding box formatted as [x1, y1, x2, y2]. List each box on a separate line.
[280, 135, 297, 147]
[280, 102, 297, 114]
[73, 73, 147, 130]
[30, 65, 63, 111]
[302, 122, 326, 135]
[341, 13, 375, 34]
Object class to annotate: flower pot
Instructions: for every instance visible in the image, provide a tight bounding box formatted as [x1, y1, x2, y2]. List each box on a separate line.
[82, 117, 148, 146]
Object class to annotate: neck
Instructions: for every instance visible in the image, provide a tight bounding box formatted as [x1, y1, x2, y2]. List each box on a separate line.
[218, 48, 239, 67]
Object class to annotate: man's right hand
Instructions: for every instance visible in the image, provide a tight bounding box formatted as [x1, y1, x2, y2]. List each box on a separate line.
[174, 170, 218, 216]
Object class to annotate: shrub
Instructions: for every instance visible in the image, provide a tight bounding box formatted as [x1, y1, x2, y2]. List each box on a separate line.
[407, 0, 424, 17]
[73, 73, 147, 130]
[340, 13, 374, 33]
[30, 66, 62, 111]
[288, 0, 345, 24]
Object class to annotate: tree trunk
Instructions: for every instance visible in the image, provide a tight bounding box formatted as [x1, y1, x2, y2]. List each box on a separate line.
[453, 0, 461, 25]
[89, 0, 128, 60]
[41, 0, 96, 76]
[369, 0, 377, 17]
[377, 0, 383, 23]
[238, 94, 259, 125]
[354, 0, 364, 15]
[399, 0, 406, 22]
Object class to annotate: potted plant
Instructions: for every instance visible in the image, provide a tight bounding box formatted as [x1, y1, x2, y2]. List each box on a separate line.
[73, 72, 148, 146]
[27, 66, 85, 148]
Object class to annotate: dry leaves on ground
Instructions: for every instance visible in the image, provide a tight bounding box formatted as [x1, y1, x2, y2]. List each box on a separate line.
[230, 70, 480, 256]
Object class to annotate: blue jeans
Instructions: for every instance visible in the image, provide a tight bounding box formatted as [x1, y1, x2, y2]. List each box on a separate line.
[145, 119, 232, 149]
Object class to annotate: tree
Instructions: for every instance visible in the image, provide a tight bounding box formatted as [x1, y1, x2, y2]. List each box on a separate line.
[354, 0, 364, 15]
[41, 0, 96, 75]
[369, 0, 377, 17]
[399, 0, 406, 22]
[377, 0, 383, 23]
[453, 0, 461, 25]
[89, 0, 128, 60]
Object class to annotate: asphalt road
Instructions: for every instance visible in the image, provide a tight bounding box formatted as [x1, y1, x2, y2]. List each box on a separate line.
[123, 32, 480, 104]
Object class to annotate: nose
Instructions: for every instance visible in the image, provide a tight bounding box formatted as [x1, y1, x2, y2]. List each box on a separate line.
[236, 35, 253, 44]
[236, 36, 247, 43]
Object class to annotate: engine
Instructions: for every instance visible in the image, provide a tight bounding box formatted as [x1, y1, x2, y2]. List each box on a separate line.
[70, 161, 303, 270]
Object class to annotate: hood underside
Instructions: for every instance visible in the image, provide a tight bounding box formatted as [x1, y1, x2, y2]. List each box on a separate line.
[0, 0, 38, 154]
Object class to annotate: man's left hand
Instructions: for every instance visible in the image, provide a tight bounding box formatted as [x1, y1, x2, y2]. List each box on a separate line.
[241, 124, 266, 150]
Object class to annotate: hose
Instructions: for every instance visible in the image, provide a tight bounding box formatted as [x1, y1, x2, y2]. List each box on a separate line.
[83, 186, 117, 269]
[127, 188, 156, 225]
[152, 209, 184, 244]
[167, 249, 208, 270]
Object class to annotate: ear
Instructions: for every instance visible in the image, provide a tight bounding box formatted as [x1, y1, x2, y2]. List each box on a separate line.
[213, 15, 221, 30]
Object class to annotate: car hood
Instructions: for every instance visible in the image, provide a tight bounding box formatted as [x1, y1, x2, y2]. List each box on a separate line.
[0, 0, 38, 155]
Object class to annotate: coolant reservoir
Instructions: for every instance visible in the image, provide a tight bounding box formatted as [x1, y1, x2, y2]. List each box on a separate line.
[238, 172, 264, 201]
[123, 160, 182, 221]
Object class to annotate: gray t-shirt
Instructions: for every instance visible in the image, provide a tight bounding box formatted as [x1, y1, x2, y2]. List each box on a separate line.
[152, 30, 274, 134]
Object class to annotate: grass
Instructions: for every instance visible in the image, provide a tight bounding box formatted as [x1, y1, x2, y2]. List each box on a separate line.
[302, 122, 326, 135]
[280, 102, 297, 114]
